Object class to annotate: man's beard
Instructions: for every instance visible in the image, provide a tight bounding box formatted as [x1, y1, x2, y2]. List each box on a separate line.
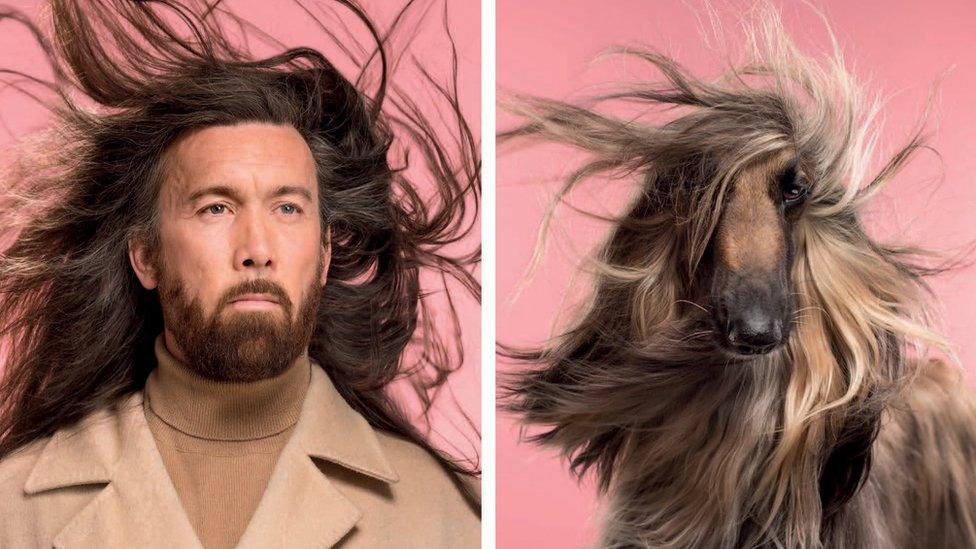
[155, 254, 323, 382]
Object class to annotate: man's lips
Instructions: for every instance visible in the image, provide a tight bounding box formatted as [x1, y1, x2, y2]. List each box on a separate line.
[229, 293, 281, 306]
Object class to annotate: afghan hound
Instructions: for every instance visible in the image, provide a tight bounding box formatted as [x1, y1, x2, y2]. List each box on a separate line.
[501, 6, 976, 548]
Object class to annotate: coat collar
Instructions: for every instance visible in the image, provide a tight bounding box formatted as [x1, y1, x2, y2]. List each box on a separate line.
[24, 362, 399, 548]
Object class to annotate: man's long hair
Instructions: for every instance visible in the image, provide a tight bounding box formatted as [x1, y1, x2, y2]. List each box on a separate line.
[500, 5, 972, 547]
[0, 0, 479, 506]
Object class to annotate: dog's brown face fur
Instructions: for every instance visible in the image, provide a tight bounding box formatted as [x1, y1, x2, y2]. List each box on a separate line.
[708, 151, 810, 356]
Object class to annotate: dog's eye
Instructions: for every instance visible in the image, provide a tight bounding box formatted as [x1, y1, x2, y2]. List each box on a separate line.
[779, 165, 809, 205]
[783, 181, 808, 203]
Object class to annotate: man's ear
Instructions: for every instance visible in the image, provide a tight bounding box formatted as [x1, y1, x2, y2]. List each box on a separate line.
[128, 238, 159, 290]
[320, 226, 332, 286]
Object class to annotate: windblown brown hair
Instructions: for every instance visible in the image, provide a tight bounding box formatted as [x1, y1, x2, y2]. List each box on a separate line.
[0, 0, 479, 507]
[501, 5, 975, 547]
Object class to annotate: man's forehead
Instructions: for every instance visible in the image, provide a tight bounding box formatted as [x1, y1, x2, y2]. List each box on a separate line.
[162, 122, 317, 201]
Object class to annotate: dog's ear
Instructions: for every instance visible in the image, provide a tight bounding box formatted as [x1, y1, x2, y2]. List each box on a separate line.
[818, 404, 882, 526]
[819, 327, 900, 531]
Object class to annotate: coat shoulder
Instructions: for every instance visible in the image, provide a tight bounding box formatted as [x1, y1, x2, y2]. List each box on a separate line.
[0, 434, 104, 548]
[0, 401, 131, 546]
[0, 438, 46, 545]
[373, 430, 480, 512]
[0, 436, 49, 495]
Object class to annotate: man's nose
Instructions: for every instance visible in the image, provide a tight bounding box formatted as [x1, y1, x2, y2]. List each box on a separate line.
[234, 211, 274, 269]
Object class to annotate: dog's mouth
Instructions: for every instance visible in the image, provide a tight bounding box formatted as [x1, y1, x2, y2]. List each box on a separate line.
[708, 316, 789, 359]
[715, 335, 785, 359]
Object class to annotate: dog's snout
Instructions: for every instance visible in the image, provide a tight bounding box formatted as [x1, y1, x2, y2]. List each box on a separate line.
[726, 307, 785, 355]
[715, 279, 792, 356]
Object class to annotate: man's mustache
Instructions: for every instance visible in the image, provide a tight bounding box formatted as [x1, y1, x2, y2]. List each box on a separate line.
[217, 279, 293, 315]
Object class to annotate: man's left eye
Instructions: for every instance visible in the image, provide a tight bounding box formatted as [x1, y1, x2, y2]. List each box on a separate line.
[280, 204, 301, 214]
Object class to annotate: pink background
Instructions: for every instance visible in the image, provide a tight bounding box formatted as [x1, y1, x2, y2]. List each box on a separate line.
[497, 1, 976, 547]
[0, 1, 481, 466]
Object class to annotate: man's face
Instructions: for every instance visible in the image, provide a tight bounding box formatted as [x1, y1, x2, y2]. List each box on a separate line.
[129, 122, 329, 381]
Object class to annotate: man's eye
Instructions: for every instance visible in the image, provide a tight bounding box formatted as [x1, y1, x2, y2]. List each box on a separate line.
[203, 204, 226, 215]
[280, 203, 301, 214]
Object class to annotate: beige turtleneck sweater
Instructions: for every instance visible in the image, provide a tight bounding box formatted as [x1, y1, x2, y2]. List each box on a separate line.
[143, 334, 312, 549]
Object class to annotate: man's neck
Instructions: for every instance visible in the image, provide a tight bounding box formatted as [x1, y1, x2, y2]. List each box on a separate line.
[145, 333, 311, 440]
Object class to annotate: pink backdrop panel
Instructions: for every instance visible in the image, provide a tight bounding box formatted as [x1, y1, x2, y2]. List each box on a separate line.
[497, 1, 976, 547]
[0, 0, 480, 463]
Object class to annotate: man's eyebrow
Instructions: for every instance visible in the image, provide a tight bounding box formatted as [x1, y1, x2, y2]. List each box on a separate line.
[186, 185, 242, 204]
[185, 185, 313, 203]
[270, 185, 313, 202]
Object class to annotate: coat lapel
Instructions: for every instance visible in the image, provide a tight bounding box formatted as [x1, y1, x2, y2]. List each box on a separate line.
[233, 442, 362, 548]
[24, 362, 399, 549]
[23, 392, 202, 549]
[236, 363, 399, 548]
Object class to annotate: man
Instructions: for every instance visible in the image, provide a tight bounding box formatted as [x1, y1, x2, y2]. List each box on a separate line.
[0, 1, 480, 547]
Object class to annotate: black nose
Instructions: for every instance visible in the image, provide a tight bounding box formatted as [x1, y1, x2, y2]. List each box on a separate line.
[726, 308, 785, 355]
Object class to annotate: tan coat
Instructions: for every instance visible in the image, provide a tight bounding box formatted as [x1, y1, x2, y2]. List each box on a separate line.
[0, 363, 480, 548]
